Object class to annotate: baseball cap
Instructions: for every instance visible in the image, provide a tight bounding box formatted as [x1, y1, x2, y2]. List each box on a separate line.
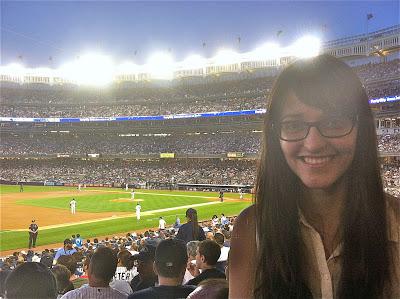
[40, 254, 54, 268]
[155, 239, 188, 276]
[132, 244, 156, 263]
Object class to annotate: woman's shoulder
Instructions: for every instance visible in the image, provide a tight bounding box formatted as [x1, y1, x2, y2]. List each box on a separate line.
[229, 205, 257, 298]
[231, 205, 256, 243]
[233, 205, 256, 228]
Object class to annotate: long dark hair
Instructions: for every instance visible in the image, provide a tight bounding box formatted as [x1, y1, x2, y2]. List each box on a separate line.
[254, 54, 390, 298]
[186, 208, 200, 240]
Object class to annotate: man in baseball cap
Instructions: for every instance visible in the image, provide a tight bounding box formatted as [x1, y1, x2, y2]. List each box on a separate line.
[128, 239, 196, 299]
[54, 239, 77, 261]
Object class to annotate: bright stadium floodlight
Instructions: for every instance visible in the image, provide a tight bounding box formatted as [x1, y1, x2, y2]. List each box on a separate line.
[213, 49, 240, 65]
[145, 52, 175, 80]
[180, 54, 207, 69]
[116, 61, 142, 75]
[30, 67, 53, 76]
[58, 53, 114, 86]
[0, 63, 25, 76]
[249, 42, 281, 60]
[292, 36, 321, 58]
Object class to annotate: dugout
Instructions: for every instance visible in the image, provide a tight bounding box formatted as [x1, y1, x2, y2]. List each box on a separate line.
[177, 183, 252, 193]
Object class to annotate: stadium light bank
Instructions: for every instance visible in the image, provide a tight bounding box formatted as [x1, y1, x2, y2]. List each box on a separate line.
[0, 36, 321, 86]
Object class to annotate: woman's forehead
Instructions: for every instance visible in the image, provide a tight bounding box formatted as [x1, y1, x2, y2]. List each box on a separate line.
[280, 94, 322, 118]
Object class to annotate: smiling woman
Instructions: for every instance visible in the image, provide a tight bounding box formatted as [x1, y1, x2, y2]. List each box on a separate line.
[229, 54, 400, 298]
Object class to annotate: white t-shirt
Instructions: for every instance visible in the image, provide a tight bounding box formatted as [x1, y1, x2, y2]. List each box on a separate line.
[218, 246, 230, 262]
[159, 218, 166, 229]
[113, 266, 137, 281]
[135, 205, 141, 213]
[110, 266, 136, 296]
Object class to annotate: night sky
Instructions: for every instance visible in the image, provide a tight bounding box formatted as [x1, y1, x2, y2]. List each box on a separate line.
[1, 1, 399, 68]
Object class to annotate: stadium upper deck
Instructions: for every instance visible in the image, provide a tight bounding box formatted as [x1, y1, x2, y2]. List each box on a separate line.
[1, 25, 399, 85]
[0, 26, 399, 157]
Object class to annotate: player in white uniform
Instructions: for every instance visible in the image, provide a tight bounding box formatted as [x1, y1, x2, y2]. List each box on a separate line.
[135, 203, 141, 220]
[131, 189, 135, 201]
[70, 198, 77, 214]
[239, 188, 244, 200]
[158, 217, 166, 230]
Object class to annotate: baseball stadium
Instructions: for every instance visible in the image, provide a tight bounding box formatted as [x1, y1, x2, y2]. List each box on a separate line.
[1, 25, 399, 254]
[0, 7, 399, 296]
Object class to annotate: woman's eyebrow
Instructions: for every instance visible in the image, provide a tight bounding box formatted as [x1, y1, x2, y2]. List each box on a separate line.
[280, 113, 304, 120]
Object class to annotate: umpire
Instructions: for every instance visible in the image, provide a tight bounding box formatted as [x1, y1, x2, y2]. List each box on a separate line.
[28, 219, 39, 248]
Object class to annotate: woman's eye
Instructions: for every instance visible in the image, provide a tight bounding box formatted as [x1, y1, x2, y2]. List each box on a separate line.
[281, 121, 305, 131]
[324, 118, 343, 128]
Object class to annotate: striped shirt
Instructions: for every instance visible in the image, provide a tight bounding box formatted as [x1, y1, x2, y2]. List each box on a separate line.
[60, 285, 127, 299]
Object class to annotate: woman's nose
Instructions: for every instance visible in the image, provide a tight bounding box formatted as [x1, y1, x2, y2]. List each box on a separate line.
[302, 126, 327, 151]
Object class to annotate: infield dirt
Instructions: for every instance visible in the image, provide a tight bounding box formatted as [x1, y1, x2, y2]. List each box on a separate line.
[0, 190, 130, 230]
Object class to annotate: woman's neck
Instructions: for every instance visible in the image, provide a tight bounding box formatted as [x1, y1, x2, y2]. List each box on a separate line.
[300, 181, 347, 258]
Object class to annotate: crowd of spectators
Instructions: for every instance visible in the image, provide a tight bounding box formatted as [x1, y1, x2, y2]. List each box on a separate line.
[1, 156, 399, 198]
[378, 134, 400, 153]
[1, 132, 399, 157]
[0, 158, 257, 186]
[0, 132, 262, 156]
[353, 59, 400, 83]
[0, 213, 234, 298]
[382, 162, 400, 198]
[0, 59, 398, 118]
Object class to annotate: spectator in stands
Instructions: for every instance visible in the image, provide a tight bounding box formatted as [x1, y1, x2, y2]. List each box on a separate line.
[60, 247, 126, 299]
[230, 54, 400, 298]
[128, 239, 196, 299]
[186, 240, 226, 286]
[40, 252, 54, 269]
[110, 249, 135, 296]
[56, 255, 81, 289]
[187, 278, 228, 299]
[51, 264, 74, 298]
[4, 262, 57, 299]
[173, 216, 181, 230]
[183, 241, 199, 284]
[71, 252, 92, 289]
[74, 234, 83, 248]
[0, 269, 11, 298]
[176, 208, 206, 243]
[214, 232, 229, 273]
[129, 244, 158, 293]
[54, 239, 77, 261]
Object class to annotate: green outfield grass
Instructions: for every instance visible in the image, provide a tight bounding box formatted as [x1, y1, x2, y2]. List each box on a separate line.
[0, 184, 77, 194]
[0, 185, 252, 251]
[16, 192, 212, 213]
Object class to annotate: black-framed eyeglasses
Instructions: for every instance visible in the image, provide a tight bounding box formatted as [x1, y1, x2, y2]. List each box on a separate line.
[274, 115, 358, 142]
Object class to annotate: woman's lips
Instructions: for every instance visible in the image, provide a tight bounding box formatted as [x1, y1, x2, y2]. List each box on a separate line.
[300, 155, 334, 166]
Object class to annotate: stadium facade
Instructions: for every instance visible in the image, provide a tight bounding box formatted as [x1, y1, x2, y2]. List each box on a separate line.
[0, 26, 399, 192]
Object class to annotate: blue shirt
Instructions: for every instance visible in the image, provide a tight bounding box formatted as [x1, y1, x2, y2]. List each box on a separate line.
[54, 247, 77, 260]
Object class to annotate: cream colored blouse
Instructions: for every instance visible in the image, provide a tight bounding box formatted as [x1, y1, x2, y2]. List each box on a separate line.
[298, 196, 399, 299]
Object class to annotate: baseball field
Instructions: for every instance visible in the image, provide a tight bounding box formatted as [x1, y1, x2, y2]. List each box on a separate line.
[0, 185, 252, 254]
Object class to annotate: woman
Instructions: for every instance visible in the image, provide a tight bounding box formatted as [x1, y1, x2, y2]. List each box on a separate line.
[229, 54, 399, 298]
[176, 208, 206, 243]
